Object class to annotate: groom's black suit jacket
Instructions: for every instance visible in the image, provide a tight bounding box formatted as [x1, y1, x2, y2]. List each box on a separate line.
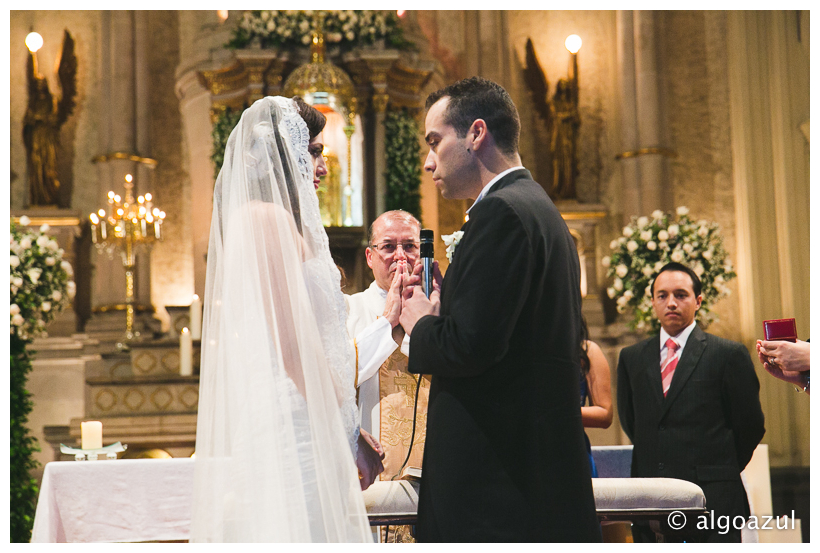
[408, 169, 601, 542]
[617, 325, 765, 540]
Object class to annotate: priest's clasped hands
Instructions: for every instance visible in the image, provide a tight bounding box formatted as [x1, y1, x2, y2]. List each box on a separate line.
[381, 258, 443, 342]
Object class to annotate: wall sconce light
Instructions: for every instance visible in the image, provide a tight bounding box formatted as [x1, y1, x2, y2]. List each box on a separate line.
[217, 10, 229, 23]
[25, 31, 43, 53]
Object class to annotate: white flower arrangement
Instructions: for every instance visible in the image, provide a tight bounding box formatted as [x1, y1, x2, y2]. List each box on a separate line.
[442, 231, 464, 263]
[228, 10, 410, 52]
[603, 207, 736, 332]
[10, 217, 75, 340]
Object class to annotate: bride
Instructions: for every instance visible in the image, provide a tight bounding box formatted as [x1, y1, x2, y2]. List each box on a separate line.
[190, 96, 374, 542]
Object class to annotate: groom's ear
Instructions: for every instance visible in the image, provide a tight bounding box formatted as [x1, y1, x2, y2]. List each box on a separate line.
[468, 119, 488, 152]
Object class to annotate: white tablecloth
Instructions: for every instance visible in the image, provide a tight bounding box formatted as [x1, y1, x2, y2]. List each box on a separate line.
[31, 458, 195, 543]
[32, 458, 707, 542]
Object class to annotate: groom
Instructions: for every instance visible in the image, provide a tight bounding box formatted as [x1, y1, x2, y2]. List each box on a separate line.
[400, 77, 601, 542]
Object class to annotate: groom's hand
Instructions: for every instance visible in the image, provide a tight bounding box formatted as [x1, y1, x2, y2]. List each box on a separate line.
[400, 282, 440, 337]
[356, 428, 385, 490]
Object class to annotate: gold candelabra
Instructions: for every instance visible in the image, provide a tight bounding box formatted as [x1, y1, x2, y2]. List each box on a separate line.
[89, 173, 165, 348]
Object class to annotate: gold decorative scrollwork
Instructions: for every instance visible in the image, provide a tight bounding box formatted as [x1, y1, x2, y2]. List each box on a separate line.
[615, 147, 678, 160]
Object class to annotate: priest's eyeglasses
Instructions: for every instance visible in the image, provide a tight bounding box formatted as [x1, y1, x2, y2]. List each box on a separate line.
[370, 241, 419, 256]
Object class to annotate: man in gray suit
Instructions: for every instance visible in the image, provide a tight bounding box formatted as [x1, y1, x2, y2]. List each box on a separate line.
[618, 262, 765, 542]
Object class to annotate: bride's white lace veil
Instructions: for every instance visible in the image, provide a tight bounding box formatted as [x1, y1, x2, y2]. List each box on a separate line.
[190, 96, 371, 542]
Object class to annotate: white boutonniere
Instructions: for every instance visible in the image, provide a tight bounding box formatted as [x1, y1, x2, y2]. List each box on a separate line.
[442, 231, 464, 263]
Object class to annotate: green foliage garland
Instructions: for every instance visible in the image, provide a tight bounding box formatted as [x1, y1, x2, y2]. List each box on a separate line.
[211, 107, 243, 180]
[384, 109, 422, 219]
[9, 217, 75, 542]
[10, 335, 39, 543]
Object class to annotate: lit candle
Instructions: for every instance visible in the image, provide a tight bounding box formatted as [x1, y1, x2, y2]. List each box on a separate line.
[180, 327, 193, 376]
[81, 421, 103, 450]
[190, 294, 202, 340]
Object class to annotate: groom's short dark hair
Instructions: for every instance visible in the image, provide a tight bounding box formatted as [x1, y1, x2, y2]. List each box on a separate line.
[425, 77, 520, 156]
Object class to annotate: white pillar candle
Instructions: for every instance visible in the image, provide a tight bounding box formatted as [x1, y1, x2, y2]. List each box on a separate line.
[190, 294, 202, 340]
[81, 421, 103, 450]
[180, 327, 193, 376]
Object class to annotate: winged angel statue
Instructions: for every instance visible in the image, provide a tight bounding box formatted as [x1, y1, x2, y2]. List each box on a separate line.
[24, 29, 77, 206]
[523, 38, 579, 201]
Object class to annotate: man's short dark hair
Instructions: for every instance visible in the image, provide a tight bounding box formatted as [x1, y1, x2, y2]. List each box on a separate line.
[293, 96, 327, 141]
[425, 76, 520, 156]
[650, 262, 703, 297]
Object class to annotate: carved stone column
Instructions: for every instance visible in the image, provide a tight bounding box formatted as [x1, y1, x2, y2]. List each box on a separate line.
[615, 10, 640, 221]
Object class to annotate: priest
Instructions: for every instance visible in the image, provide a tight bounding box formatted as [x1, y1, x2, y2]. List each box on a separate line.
[346, 210, 430, 488]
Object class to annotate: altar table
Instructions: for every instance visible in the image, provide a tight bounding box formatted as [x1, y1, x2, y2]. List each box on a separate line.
[31, 458, 706, 542]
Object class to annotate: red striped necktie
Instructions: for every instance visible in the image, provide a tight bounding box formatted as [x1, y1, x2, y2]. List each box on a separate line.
[661, 337, 680, 396]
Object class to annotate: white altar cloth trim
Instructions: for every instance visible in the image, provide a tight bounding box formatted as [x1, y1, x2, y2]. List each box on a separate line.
[31, 458, 195, 543]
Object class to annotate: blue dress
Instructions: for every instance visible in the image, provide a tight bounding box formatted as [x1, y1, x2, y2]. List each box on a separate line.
[580, 376, 599, 478]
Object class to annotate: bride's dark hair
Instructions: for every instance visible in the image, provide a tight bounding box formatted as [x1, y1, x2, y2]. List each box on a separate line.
[293, 96, 327, 140]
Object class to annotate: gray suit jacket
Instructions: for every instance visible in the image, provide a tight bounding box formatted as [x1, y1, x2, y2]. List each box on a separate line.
[617, 325, 765, 520]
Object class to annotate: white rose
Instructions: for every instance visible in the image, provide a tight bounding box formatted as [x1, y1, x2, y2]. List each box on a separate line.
[637, 216, 649, 228]
[20, 237, 32, 249]
[61, 260, 74, 276]
[659, 241, 669, 250]
[676, 206, 689, 216]
[609, 239, 618, 250]
[616, 264, 628, 278]
[614, 278, 624, 291]
[12, 314, 24, 327]
[623, 226, 633, 237]
[345, 30, 355, 41]
[715, 275, 724, 284]
[13, 276, 23, 287]
[698, 226, 709, 237]
[619, 237, 627, 245]
[301, 34, 311, 44]
[10, 255, 20, 268]
[627, 240, 638, 253]
[647, 241, 657, 251]
[260, 10, 269, 20]
[657, 230, 669, 241]
[668, 224, 680, 237]
[671, 250, 684, 262]
[40, 224, 50, 233]
[607, 287, 616, 299]
[640, 230, 652, 241]
[41, 301, 52, 313]
[67, 281, 76, 299]
[623, 289, 634, 301]
[637, 320, 646, 330]
[616, 304, 626, 314]
[52, 290, 62, 302]
[299, 20, 309, 32]
[651, 210, 664, 220]
[266, 20, 275, 31]
[48, 239, 58, 250]
[642, 265, 654, 277]
[617, 295, 628, 307]
[702, 249, 713, 261]
[694, 263, 705, 277]
[28, 268, 42, 284]
[19, 215, 31, 226]
[37, 235, 50, 247]
[683, 243, 694, 253]
[601, 256, 611, 267]
[45, 257, 56, 266]
[645, 285, 652, 297]
[654, 261, 664, 272]
[10, 304, 20, 316]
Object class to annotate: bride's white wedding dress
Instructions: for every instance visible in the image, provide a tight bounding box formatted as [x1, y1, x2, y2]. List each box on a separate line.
[190, 97, 372, 542]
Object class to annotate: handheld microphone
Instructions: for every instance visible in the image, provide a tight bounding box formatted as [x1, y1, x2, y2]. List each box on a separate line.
[420, 229, 434, 298]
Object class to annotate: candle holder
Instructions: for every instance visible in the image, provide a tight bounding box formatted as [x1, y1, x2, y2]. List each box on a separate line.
[60, 442, 128, 461]
[89, 174, 165, 350]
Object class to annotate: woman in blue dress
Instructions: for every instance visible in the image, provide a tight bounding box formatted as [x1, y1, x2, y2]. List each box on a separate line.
[579, 318, 613, 477]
